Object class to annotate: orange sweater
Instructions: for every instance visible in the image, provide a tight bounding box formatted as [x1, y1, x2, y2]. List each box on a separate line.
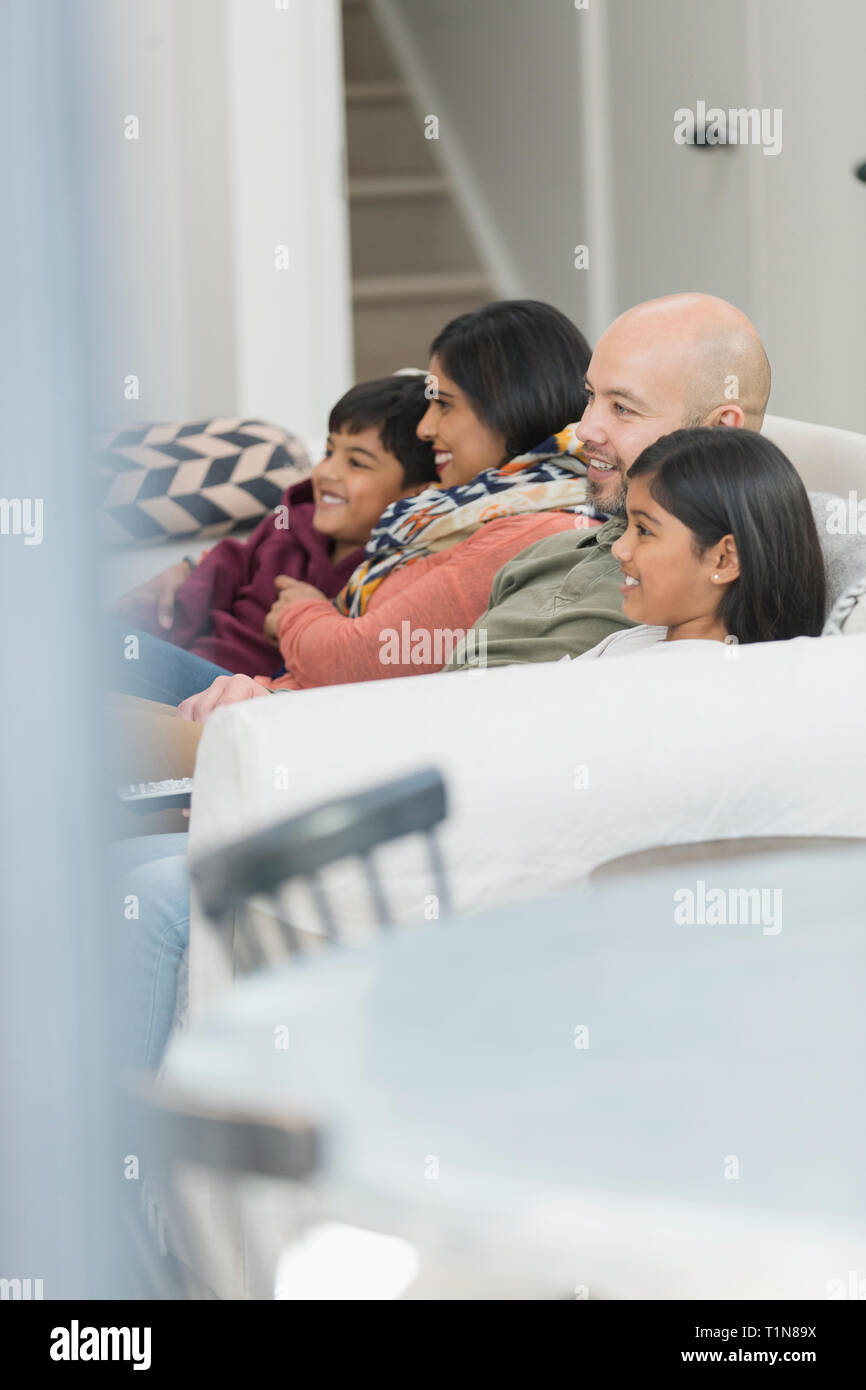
[259, 511, 583, 690]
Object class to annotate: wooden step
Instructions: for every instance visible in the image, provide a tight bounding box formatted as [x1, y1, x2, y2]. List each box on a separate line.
[352, 271, 492, 305]
[346, 97, 438, 179]
[353, 292, 494, 380]
[342, 0, 399, 83]
[349, 173, 449, 202]
[350, 195, 480, 278]
[345, 79, 407, 105]
[343, 0, 495, 383]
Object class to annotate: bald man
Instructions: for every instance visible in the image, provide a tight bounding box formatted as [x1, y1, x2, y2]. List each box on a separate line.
[447, 292, 772, 669]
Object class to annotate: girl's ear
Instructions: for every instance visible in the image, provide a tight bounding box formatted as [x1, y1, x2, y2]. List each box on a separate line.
[399, 480, 431, 499]
[711, 534, 740, 585]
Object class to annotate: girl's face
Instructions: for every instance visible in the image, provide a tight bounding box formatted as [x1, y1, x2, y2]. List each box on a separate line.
[311, 426, 423, 549]
[415, 355, 509, 488]
[611, 474, 739, 640]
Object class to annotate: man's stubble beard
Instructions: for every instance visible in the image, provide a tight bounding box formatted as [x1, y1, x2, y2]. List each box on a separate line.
[588, 414, 700, 519]
[587, 473, 628, 519]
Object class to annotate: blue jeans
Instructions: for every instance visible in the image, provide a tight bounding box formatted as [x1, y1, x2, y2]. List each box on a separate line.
[107, 622, 233, 705]
[112, 834, 191, 1071]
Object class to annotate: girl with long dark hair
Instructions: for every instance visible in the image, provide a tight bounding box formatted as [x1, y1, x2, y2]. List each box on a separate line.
[580, 427, 827, 660]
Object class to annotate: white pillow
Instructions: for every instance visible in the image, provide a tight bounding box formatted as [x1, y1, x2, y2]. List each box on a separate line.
[824, 574, 866, 635]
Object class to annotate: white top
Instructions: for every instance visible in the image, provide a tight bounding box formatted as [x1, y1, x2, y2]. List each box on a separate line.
[575, 625, 740, 660]
[576, 625, 670, 660]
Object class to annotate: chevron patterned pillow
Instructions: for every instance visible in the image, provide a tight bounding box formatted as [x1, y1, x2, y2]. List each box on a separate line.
[94, 417, 312, 546]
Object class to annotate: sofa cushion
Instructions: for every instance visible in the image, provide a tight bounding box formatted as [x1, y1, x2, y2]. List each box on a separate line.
[808, 491, 866, 622]
[762, 414, 866, 497]
[94, 417, 311, 546]
[824, 574, 866, 635]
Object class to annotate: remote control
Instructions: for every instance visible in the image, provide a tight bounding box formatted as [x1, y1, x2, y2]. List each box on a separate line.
[119, 777, 193, 813]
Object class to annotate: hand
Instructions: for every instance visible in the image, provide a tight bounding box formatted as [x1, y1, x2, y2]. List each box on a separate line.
[263, 576, 328, 644]
[274, 575, 328, 605]
[263, 597, 286, 646]
[176, 673, 270, 724]
[113, 560, 192, 630]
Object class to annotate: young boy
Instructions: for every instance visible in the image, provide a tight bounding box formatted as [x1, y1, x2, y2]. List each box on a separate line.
[112, 375, 436, 703]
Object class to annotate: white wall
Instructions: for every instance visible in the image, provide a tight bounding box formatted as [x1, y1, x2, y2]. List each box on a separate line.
[69, 0, 866, 438]
[604, 0, 753, 316]
[75, 0, 210, 424]
[224, 0, 354, 440]
[744, 0, 866, 432]
[75, 0, 352, 440]
[383, 0, 754, 352]
[379, 0, 866, 433]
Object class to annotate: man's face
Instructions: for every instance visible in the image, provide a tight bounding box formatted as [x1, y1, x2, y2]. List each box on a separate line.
[577, 327, 695, 515]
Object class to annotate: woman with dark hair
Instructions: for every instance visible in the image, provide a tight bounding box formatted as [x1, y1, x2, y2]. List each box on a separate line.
[578, 427, 827, 660]
[423, 299, 593, 483]
[179, 299, 599, 718]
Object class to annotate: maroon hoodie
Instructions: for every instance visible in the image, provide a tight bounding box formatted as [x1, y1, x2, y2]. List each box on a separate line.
[122, 479, 365, 677]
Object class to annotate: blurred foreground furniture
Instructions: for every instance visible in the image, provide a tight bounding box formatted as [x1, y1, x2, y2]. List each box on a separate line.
[161, 837, 866, 1298]
[190, 766, 449, 981]
[149, 769, 449, 1292]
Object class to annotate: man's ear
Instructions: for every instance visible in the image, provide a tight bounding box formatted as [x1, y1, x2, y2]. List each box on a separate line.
[704, 403, 746, 430]
[711, 534, 740, 585]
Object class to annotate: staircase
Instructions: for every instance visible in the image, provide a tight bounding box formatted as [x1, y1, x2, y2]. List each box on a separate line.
[341, 0, 494, 379]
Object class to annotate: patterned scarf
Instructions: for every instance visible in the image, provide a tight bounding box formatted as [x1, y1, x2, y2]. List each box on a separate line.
[335, 423, 605, 616]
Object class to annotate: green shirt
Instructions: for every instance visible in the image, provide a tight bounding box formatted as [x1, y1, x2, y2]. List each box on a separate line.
[447, 516, 635, 669]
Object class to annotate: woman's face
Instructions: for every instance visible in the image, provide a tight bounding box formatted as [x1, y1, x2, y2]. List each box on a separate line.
[311, 426, 422, 548]
[415, 355, 509, 488]
[611, 474, 738, 637]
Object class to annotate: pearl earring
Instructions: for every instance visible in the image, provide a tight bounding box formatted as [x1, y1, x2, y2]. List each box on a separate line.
[713, 573, 720, 580]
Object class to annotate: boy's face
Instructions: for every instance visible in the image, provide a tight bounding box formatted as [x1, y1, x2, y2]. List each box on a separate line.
[311, 425, 423, 548]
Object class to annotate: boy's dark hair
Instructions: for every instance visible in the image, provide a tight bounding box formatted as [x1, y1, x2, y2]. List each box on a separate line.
[627, 427, 827, 644]
[329, 375, 437, 487]
[429, 299, 592, 460]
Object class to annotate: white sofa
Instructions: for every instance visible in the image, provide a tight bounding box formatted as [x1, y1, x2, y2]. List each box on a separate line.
[188, 629, 866, 1012]
[184, 408, 866, 1019]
